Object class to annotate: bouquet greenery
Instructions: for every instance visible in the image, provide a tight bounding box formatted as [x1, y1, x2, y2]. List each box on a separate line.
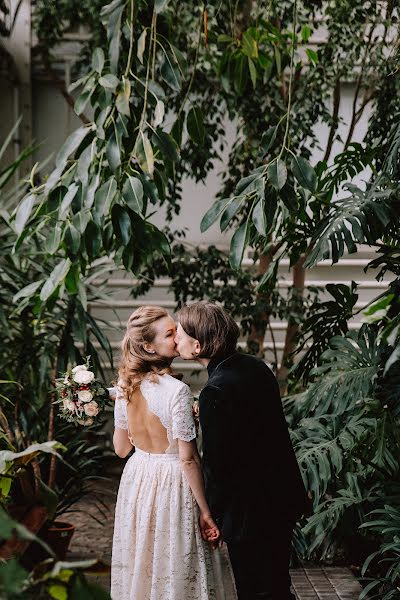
[55, 357, 110, 426]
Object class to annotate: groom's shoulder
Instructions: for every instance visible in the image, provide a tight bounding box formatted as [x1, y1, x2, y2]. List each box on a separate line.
[232, 352, 273, 375]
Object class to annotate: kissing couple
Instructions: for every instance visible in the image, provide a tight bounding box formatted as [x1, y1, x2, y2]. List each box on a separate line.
[110, 301, 310, 600]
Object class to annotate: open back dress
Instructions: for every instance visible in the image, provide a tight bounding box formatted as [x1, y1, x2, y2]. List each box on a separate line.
[111, 373, 236, 600]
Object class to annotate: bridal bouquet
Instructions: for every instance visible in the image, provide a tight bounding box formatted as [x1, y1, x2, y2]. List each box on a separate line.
[54, 357, 110, 426]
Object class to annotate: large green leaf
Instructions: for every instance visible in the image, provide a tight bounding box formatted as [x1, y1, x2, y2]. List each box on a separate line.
[261, 126, 279, 155]
[99, 74, 120, 91]
[160, 48, 181, 91]
[106, 1, 124, 74]
[64, 224, 81, 254]
[268, 159, 287, 190]
[74, 90, 92, 116]
[84, 221, 102, 258]
[187, 107, 205, 145]
[200, 197, 231, 233]
[0, 441, 65, 473]
[111, 204, 131, 244]
[152, 129, 179, 162]
[220, 197, 244, 231]
[13, 280, 43, 303]
[229, 221, 249, 269]
[300, 327, 380, 416]
[234, 54, 248, 95]
[252, 198, 267, 235]
[45, 224, 62, 255]
[40, 259, 72, 302]
[94, 177, 117, 218]
[235, 168, 264, 196]
[92, 47, 105, 74]
[155, 0, 169, 13]
[106, 129, 121, 173]
[137, 29, 147, 64]
[14, 193, 35, 234]
[141, 133, 154, 177]
[122, 175, 143, 213]
[241, 31, 258, 58]
[305, 183, 399, 267]
[59, 183, 79, 219]
[291, 155, 317, 193]
[55, 126, 92, 169]
[116, 77, 131, 117]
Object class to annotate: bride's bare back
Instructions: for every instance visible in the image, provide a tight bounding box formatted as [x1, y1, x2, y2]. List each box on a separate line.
[126, 390, 169, 454]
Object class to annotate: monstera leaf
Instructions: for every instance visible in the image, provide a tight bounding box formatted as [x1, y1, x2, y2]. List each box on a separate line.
[300, 326, 380, 416]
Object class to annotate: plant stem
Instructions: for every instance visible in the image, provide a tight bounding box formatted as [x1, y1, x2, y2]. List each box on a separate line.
[278, 0, 297, 160]
[124, 0, 136, 78]
[133, 10, 156, 156]
[177, 8, 203, 119]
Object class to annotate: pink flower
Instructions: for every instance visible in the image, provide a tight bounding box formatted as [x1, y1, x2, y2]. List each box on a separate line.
[84, 401, 99, 417]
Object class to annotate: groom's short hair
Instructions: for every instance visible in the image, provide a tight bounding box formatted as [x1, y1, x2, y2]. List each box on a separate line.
[177, 301, 239, 359]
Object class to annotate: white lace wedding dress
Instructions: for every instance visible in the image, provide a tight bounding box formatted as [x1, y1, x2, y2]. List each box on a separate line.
[111, 374, 236, 600]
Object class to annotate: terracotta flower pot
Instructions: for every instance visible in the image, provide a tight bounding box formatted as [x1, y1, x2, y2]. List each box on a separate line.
[43, 521, 75, 561]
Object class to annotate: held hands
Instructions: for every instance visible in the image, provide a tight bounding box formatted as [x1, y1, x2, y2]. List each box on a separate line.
[199, 512, 223, 549]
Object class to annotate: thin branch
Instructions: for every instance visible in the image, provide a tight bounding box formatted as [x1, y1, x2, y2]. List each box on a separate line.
[278, 0, 297, 160]
[323, 77, 341, 164]
[177, 8, 203, 119]
[135, 10, 156, 149]
[343, 25, 375, 150]
[124, 0, 136, 78]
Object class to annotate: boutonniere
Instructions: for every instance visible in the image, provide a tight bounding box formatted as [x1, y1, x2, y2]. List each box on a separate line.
[192, 397, 200, 431]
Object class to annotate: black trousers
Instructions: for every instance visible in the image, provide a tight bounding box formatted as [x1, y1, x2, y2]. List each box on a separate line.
[227, 523, 296, 600]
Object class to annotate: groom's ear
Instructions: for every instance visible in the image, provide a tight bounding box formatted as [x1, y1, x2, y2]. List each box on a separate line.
[193, 340, 201, 356]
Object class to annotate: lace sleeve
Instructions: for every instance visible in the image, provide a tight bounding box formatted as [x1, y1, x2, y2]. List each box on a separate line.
[171, 384, 196, 442]
[114, 386, 128, 430]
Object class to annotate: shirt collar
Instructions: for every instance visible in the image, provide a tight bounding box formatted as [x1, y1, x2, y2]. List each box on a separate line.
[207, 352, 238, 376]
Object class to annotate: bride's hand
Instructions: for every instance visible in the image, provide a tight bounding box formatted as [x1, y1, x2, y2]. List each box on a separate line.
[107, 387, 117, 401]
[199, 512, 222, 548]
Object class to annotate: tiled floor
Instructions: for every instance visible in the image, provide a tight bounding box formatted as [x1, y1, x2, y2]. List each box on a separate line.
[291, 567, 362, 599]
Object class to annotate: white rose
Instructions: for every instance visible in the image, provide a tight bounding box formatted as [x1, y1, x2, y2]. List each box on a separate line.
[72, 364, 87, 374]
[84, 401, 99, 417]
[73, 370, 95, 384]
[63, 399, 76, 412]
[77, 390, 93, 403]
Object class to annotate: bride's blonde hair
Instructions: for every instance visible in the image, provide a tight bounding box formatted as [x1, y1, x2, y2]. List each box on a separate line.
[118, 306, 173, 401]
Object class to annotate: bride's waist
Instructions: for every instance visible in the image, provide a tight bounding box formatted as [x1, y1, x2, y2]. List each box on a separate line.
[132, 447, 180, 461]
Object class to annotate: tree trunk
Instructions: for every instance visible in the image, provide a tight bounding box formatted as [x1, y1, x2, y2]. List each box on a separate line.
[276, 255, 306, 395]
[246, 252, 274, 358]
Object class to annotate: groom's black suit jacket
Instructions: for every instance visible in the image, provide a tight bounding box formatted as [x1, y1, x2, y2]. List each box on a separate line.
[199, 352, 310, 544]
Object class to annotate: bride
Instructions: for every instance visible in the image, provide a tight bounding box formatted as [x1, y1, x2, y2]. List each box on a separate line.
[110, 305, 235, 599]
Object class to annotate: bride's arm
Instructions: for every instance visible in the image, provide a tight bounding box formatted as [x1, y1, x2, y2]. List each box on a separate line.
[178, 439, 219, 541]
[113, 428, 133, 458]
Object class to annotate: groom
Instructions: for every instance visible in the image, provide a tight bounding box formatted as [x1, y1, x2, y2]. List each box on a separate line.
[175, 301, 310, 600]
